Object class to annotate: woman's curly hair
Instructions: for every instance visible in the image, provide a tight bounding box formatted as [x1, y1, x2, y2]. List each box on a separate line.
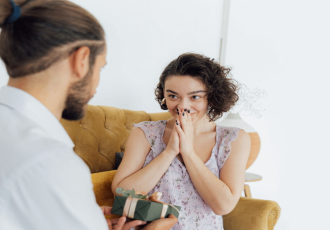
[155, 53, 239, 121]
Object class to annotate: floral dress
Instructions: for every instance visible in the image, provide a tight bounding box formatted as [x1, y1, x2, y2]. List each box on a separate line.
[133, 120, 240, 230]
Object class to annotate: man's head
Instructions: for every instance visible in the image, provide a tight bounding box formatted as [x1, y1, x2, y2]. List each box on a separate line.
[0, 0, 106, 120]
[62, 47, 107, 120]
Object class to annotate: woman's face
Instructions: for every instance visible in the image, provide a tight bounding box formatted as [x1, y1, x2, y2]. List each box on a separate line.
[164, 75, 208, 123]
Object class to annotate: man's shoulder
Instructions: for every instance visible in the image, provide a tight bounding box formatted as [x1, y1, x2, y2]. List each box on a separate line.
[0, 103, 48, 143]
[0, 108, 61, 165]
[0, 105, 87, 185]
[0, 136, 85, 185]
[0, 139, 90, 208]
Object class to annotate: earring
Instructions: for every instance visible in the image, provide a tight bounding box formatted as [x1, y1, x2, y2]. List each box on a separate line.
[161, 98, 166, 105]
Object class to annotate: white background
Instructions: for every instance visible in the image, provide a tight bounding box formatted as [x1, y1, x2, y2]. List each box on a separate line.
[225, 1, 330, 229]
[1, 1, 329, 229]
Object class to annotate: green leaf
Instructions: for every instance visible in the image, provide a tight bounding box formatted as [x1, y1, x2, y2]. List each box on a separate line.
[116, 187, 124, 194]
[134, 194, 143, 198]
[131, 189, 136, 197]
[122, 192, 131, 197]
[140, 195, 148, 200]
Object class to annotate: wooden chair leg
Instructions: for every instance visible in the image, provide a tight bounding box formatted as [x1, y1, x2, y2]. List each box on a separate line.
[244, 184, 252, 198]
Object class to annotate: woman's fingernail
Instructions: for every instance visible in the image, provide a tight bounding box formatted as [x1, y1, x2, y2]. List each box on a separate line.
[176, 108, 178, 112]
[176, 122, 179, 125]
[188, 110, 190, 113]
[177, 112, 179, 115]
[142, 221, 147, 224]
[184, 108, 187, 111]
[182, 113, 185, 116]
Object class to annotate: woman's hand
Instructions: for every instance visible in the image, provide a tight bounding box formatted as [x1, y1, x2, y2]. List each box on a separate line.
[175, 108, 195, 157]
[165, 116, 180, 156]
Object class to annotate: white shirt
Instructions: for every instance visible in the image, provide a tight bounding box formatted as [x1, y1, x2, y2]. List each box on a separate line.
[0, 86, 108, 230]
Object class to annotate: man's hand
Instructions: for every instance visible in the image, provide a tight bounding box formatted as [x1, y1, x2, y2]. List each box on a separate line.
[101, 206, 147, 230]
[142, 214, 178, 230]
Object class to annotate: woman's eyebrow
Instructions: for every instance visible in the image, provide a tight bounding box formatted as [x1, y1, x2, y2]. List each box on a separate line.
[166, 89, 206, 95]
[166, 89, 178, 94]
[188, 90, 206, 95]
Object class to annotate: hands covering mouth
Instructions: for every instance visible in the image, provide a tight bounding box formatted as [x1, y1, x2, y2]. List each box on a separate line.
[174, 108, 196, 157]
[165, 108, 197, 158]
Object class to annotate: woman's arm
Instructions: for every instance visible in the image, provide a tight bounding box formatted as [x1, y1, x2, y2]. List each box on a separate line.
[182, 130, 250, 215]
[111, 126, 179, 195]
[176, 112, 251, 215]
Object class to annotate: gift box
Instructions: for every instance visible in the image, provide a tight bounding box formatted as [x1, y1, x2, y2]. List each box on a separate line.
[111, 195, 181, 222]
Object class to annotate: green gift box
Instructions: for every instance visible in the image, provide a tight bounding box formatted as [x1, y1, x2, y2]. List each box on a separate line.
[111, 195, 181, 222]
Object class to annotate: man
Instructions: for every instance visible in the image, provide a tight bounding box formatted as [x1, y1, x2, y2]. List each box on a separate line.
[0, 0, 177, 229]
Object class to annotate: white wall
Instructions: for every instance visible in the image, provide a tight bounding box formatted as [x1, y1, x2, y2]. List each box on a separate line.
[226, 1, 330, 229]
[0, 1, 224, 112]
[77, 0, 224, 112]
[1, 1, 329, 229]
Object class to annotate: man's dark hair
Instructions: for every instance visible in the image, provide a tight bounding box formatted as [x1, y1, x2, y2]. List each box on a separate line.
[0, 0, 105, 78]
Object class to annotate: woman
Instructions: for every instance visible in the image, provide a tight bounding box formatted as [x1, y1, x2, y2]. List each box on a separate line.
[112, 53, 251, 230]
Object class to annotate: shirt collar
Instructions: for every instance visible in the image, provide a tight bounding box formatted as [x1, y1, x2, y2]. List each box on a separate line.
[0, 86, 74, 148]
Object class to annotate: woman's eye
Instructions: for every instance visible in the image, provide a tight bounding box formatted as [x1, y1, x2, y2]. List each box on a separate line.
[192, 95, 201, 100]
[169, 95, 177, 99]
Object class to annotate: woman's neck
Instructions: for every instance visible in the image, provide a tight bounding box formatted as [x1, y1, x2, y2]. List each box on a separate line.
[192, 116, 216, 135]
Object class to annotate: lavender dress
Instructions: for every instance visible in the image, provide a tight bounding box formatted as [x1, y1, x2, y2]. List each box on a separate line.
[134, 120, 240, 230]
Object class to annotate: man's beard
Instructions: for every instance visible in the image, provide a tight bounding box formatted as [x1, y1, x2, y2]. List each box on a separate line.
[62, 69, 93, 121]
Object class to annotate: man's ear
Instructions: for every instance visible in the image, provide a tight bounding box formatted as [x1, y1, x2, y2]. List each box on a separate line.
[70, 46, 90, 80]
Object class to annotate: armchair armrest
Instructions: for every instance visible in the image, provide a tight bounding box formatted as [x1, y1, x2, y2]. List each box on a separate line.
[91, 170, 281, 228]
[91, 170, 116, 206]
[91, 170, 119, 219]
[223, 197, 281, 230]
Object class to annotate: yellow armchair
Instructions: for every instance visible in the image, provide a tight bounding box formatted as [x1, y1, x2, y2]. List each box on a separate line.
[61, 105, 281, 230]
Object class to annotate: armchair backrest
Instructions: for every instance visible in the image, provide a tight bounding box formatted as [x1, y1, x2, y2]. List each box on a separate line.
[60, 105, 171, 173]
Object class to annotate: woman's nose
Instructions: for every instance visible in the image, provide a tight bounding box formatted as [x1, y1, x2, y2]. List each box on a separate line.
[178, 99, 190, 111]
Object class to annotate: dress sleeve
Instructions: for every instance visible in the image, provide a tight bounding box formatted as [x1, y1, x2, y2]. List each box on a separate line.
[133, 121, 162, 148]
[217, 127, 241, 170]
